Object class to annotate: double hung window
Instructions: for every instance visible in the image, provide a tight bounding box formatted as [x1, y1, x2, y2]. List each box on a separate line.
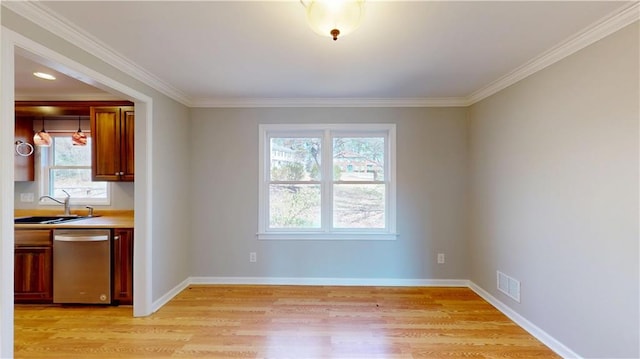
[39, 134, 110, 205]
[258, 124, 396, 240]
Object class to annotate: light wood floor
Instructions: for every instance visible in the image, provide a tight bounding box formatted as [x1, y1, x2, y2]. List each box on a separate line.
[14, 285, 559, 358]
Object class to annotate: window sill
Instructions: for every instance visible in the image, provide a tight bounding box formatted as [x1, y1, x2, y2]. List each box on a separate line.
[257, 232, 398, 241]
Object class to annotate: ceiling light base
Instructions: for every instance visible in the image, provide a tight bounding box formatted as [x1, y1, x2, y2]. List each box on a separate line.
[330, 29, 340, 41]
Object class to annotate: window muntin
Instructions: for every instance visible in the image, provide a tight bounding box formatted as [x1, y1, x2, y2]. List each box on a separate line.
[40, 134, 110, 205]
[259, 124, 396, 240]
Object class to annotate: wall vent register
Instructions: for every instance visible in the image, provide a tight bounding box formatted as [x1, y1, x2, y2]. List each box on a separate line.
[497, 270, 521, 303]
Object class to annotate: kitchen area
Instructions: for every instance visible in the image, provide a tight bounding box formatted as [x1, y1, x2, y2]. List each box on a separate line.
[1, 7, 194, 356]
[13, 63, 136, 307]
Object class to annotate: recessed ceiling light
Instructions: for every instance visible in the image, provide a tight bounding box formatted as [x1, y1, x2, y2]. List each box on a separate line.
[33, 72, 56, 80]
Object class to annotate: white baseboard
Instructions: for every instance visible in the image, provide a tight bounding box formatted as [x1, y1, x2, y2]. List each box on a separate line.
[151, 277, 190, 313]
[153, 277, 577, 358]
[468, 281, 581, 359]
[189, 276, 470, 287]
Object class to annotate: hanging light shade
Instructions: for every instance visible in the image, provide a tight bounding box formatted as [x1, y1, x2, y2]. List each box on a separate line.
[301, 0, 365, 41]
[72, 116, 87, 146]
[33, 117, 52, 147]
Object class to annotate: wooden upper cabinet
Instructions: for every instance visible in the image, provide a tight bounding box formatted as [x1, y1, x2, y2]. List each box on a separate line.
[121, 108, 135, 181]
[14, 117, 35, 181]
[14, 101, 134, 182]
[91, 106, 134, 181]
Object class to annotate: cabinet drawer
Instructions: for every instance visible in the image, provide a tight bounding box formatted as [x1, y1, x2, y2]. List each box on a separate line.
[15, 230, 52, 247]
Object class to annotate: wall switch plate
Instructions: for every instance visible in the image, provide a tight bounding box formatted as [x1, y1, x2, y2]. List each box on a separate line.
[20, 193, 34, 202]
[249, 252, 257, 263]
[437, 253, 445, 264]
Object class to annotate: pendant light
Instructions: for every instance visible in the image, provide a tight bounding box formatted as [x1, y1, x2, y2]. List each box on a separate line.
[72, 116, 87, 146]
[33, 117, 52, 147]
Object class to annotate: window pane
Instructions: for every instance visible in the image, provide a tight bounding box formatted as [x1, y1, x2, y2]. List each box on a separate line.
[270, 184, 321, 228]
[333, 137, 385, 181]
[270, 138, 321, 181]
[50, 169, 108, 199]
[54, 137, 92, 166]
[333, 184, 385, 228]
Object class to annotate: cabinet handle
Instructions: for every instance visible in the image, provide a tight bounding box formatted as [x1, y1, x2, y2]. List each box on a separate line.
[120, 172, 124, 175]
[115, 172, 119, 176]
[114, 236, 120, 240]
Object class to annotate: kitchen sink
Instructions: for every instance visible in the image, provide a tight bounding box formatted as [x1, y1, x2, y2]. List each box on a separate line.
[14, 215, 94, 224]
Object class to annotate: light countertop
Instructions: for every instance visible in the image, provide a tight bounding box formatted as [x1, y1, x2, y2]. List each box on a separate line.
[14, 210, 134, 229]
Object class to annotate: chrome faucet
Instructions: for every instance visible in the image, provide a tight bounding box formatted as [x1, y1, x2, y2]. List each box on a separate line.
[39, 190, 71, 215]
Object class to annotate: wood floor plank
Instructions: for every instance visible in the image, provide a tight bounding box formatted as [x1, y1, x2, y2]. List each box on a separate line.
[14, 285, 560, 358]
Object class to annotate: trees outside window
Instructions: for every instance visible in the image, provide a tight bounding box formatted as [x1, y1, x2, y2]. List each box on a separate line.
[40, 134, 110, 205]
[258, 124, 396, 241]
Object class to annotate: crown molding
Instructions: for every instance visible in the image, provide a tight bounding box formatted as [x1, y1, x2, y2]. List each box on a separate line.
[467, 2, 640, 106]
[190, 96, 469, 108]
[15, 93, 124, 102]
[4, 1, 638, 108]
[3, 1, 193, 106]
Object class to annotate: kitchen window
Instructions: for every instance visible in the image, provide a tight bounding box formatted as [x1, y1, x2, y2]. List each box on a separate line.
[39, 133, 110, 205]
[258, 124, 396, 240]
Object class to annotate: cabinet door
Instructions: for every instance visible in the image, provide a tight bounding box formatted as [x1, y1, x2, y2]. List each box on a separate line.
[113, 228, 134, 304]
[120, 107, 135, 181]
[14, 117, 35, 181]
[91, 106, 122, 181]
[14, 246, 53, 303]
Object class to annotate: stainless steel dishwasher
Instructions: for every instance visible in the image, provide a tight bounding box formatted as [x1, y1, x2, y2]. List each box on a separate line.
[53, 229, 111, 304]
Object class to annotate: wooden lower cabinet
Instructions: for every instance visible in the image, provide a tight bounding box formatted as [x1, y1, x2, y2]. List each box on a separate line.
[14, 230, 53, 303]
[15, 228, 134, 305]
[112, 228, 134, 305]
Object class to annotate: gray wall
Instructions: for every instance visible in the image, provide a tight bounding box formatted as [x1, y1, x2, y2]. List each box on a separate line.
[189, 107, 469, 280]
[468, 22, 639, 358]
[151, 99, 191, 299]
[4, 4, 639, 358]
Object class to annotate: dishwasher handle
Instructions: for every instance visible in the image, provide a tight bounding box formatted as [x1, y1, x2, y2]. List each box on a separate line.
[54, 235, 109, 242]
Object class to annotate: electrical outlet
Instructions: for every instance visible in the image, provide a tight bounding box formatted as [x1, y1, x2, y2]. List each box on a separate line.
[437, 253, 445, 264]
[20, 193, 34, 202]
[249, 252, 257, 263]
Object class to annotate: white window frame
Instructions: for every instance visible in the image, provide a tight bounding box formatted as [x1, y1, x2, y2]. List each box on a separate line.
[258, 123, 397, 240]
[38, 132, 111, 206]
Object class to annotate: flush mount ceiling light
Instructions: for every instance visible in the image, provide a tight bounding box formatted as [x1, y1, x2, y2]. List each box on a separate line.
[33, 117, 52, 147]
[33, 72, 56, 80]
[301, 0, 365, 41]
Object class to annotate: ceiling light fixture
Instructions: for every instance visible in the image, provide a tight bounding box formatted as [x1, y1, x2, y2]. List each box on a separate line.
[72, 116, 87, 146]
[301, 0, 365, 41]
[33, 117, 52, 147]
[33, 72, 56, 80]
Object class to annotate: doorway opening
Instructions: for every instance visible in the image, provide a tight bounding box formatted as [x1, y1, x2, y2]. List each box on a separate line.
[1, 27, 153, 357]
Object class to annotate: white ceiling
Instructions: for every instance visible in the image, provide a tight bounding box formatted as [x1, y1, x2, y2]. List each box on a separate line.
[15, 53, 122, 101]
[11, 1, 636, 107]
